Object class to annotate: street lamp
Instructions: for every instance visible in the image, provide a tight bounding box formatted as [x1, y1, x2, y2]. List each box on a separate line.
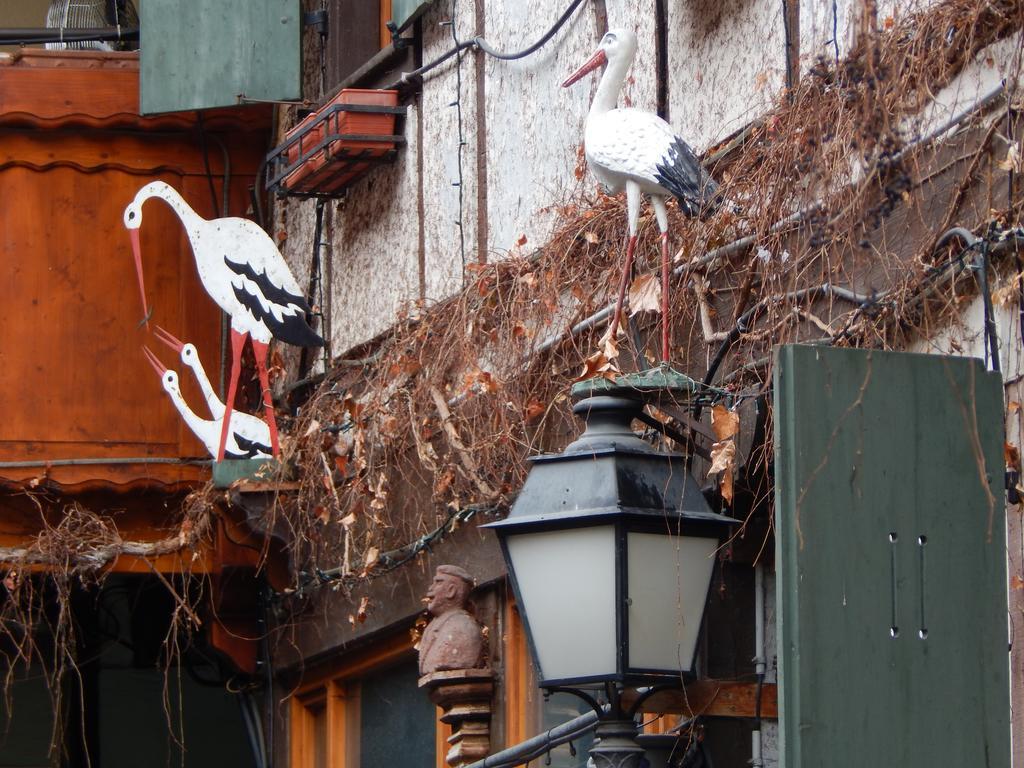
[484, 391, 735, 767]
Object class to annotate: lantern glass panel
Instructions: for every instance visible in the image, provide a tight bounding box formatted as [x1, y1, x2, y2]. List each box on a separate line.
[506, 526, 617, 683]
[626, 532, 718, 673]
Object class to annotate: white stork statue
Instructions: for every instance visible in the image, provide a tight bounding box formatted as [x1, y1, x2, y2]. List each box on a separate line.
[563, 28, 721, 362]
[124, 181, 325, 461]
[142, 346, 273, 461]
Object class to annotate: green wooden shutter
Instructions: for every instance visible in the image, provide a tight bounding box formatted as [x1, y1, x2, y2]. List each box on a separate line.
[774, 346, 1009, 767]
[391, 0, 434, 31]
[140, 0, 300, 114]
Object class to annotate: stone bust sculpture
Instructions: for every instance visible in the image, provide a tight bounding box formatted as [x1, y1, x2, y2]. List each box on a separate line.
[418, 564, 485, 676]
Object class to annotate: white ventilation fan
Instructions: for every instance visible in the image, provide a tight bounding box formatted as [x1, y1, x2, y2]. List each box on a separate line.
[45, 0, 139, 51]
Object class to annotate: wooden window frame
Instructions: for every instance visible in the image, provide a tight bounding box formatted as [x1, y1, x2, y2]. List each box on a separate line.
[379, 0, 393, 49]
[291, 632, 445, 768]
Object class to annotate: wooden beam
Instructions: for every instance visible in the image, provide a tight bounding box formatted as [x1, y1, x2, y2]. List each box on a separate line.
[624, 680, 778, 720]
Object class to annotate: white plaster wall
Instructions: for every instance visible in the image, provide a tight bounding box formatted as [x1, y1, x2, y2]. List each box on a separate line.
[905, 33, 1021, 144]
[309, 0, 1018, 353]
[312, 0, 790, 350]
[480, 0, 658, 256]
[910, 288, 1024, 382]
[482, 0, 604, 257]
[420, 0, 480, 303]
[667, 0, 786, 151]
[328, 111, 423, 349]
[802, 0, 937, 71]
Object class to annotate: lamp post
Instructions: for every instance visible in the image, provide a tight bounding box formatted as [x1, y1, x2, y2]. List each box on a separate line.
[485, 390, 735, 767]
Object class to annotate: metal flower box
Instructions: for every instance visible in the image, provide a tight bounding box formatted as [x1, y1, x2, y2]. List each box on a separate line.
[266, 89, 406, 197]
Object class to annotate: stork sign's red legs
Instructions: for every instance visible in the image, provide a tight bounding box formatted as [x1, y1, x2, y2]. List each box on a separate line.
[125, 181, 325, 461]
[563, 28, 721, 364]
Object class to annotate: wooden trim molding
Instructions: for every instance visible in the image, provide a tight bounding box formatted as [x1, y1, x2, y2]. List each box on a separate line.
[290, 631, 443, 768]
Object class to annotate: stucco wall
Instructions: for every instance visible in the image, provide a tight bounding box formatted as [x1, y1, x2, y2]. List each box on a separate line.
[280, 0, 990, 355]
[280, 1, 669, 352]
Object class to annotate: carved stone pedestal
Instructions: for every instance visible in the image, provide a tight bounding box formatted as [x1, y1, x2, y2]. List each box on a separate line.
[419, 668, 494, 768]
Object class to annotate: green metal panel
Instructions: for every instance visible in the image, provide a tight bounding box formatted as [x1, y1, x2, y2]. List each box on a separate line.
[774, 346, 1009, 767]
[212, 458, 281, 488]
[140, 0, 300, 114]
[392, 0, 434, 30]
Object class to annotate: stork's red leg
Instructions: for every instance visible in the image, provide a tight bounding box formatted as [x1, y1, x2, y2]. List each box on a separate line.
[660, 232, 671, 363]
[608, 234, 638, 345]
[251, 340, 280, 457]
[217, 330, 246, 461]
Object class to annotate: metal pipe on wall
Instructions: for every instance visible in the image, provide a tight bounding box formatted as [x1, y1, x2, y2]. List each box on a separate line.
[0, 27, 139, 45]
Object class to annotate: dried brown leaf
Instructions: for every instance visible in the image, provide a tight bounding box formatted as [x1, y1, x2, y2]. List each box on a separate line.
[999, 142, 1022, 173]
[1006, 442, 1021, 470]
[708, 440, 736, 505]
[628, 272, 662, 315]
[993, 279, 1019, 307]
[711, 404, 740, 441]
[708, 440, 736, 475]
[434, 466, 456, 497]
[574, 350, 620, 383]
[524, 398, 546, 424]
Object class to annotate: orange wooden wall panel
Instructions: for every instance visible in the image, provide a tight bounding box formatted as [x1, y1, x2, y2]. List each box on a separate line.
[0, 57, 271, 488]
[0, 58, 141, 120]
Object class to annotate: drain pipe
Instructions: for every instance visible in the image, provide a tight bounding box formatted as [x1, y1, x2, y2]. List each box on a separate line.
[752, 561, 766, 768]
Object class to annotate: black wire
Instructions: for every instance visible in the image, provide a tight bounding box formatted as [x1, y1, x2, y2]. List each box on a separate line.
[446, 4, 468, 279]
[697, 236, 984, 399]
[298, 200, 326, 382]
[0, 28, 139, 45]
[473, 0, 588, 60]
[196, 112, 221, 219]
[781, 0, 794, 93]
[979, 225, 1000, 373]
[401, 0, 587, 82]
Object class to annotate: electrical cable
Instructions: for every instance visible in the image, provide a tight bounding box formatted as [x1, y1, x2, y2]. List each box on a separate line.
[196, 112, 220, 219]
[279, 503, 497, 599]
[298, 200, 327, 382]
[443, 3, 468, 280]
[695, 230, 1019, 397]
[0, 27, 139, 45]
[978, 225, 1001, 372]
[472, 0, 588, 60]
[400, 0, 587, 84]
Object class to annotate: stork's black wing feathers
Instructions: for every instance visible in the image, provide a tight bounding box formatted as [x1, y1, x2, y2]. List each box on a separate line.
[233, 433, 272, 459]
[654, 136, 721, 219]
[224, 256, 312, 314]
[232, 284, 326, 348]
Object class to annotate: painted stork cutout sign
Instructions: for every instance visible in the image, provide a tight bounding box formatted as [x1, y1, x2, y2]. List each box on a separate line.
[123, 181, 325, 461]
[563, 29, 721, 363]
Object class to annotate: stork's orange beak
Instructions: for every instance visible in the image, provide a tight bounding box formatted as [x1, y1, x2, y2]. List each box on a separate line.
[141, 346, 167, 377]
[562, 48, 607, 87]
[154, 325, 185, 353]
[129, 228, 151, 328]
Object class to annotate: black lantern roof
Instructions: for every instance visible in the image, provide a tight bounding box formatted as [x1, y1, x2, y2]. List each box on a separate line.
[487, 395, 735, 535]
